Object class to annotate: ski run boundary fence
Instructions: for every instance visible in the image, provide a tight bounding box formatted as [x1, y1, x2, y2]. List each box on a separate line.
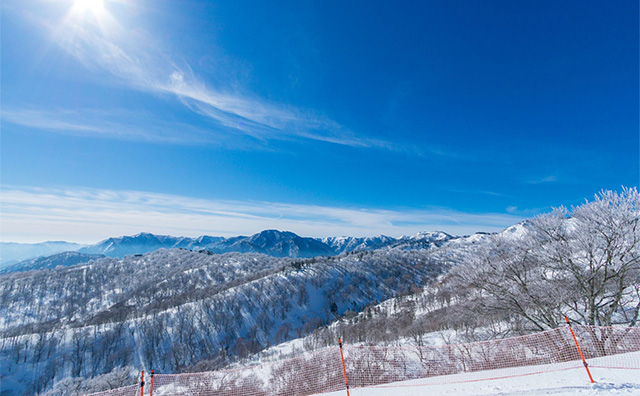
[85, 324, 640, 396]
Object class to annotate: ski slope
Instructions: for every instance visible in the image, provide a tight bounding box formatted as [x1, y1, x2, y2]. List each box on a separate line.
[319, 352, 640, 396]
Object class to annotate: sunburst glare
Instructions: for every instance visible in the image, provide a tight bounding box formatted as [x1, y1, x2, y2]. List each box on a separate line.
[74, 0, 104, 15]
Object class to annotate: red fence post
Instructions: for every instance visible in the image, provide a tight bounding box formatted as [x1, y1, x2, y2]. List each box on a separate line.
[564, 316, 594, 383]
[140, 371, 145, 396]
[150, 370, 154, 396]
[338, 338, 350, 396]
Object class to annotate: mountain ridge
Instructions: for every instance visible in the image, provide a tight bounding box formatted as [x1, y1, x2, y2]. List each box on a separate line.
[4, 229, 473, 272]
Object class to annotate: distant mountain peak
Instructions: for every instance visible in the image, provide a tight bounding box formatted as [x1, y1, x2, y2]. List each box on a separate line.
[250, 229, 297, 240]
[228, 230, 333, 258]
[405, 231, 452, 241]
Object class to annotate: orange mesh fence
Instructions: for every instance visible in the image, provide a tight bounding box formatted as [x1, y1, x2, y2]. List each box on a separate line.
[152, 347, 344, 396]
[84, 384, 139, 396]
[570, 325, 640, 369]
[341, 324, 640, 389]
[83, 325, 640, 396]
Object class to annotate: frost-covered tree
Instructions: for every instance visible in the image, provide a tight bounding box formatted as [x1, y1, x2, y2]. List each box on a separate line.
[446, 187, 639, 331]
[40, 366, 137, 396]
[447, 237, 566, 331]
[531, 187, 640, 327]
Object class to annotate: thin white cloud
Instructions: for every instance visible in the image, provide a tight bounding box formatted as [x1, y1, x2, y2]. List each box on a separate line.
[13, 2, 394, 150]
[0, 186, 525, 243]
[441, 188, 513, 198]
[526, 176, 558, 185]
[0, 107, 271, 148]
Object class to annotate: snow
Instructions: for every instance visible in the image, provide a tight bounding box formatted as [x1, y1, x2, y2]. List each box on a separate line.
[405, 231, 452, 242]
[318, 352, 640, 396]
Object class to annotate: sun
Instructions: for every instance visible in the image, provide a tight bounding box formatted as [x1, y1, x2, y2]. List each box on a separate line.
[74, 0, 105, 16]
[63, 0, 113, 35]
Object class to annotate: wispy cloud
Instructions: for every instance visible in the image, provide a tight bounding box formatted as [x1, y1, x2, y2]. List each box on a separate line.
[0, 186, 525, 243]
[526, 176, 558, 185]
[441, 187, 513, 198]
[0, 108, 104, 133]
[11, 3, 393, 150]
[0, 107, 272, 149]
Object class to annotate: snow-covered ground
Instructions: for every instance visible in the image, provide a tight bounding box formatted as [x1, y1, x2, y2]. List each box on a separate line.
[319, 352, 640, 396]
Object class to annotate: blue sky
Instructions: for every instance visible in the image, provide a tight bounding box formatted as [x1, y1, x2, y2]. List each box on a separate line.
[1, 0, 638, 243]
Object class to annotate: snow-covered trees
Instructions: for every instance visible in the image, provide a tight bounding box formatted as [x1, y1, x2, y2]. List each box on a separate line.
[446, 237, 566, 331]
[447, 187, 639, 331]
[532, 187, 640, 327]
[39, 366, 137, 396]
[0, 248, 446, 395]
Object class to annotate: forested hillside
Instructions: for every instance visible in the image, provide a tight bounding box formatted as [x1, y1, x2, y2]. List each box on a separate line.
[1, 247, 445, 395]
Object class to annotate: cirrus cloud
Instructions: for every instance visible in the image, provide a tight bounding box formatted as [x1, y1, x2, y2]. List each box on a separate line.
[8, 1, 395, 151]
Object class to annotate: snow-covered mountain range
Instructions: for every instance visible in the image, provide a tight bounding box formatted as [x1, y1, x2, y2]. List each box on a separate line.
[1, 229, 459, 273]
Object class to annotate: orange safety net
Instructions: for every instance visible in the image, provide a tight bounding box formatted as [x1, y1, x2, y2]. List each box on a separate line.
[84, 325, 640, 396]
